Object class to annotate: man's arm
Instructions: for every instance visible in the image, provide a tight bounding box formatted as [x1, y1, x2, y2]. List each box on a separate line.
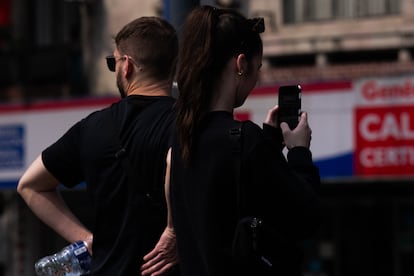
[17, 155, 93, 254]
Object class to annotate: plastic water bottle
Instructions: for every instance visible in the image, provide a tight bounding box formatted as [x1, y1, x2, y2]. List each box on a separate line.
[34, 241, 91, 276]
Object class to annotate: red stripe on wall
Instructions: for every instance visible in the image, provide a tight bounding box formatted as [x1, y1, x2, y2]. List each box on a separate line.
[0, 97, 119, 114]
[0, 81, 353, 114]
[252, 81, 353, 96]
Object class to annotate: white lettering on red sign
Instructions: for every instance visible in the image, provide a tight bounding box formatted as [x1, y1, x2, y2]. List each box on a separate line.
[359, 112, 414, 141]
[359, 146, 414, 168]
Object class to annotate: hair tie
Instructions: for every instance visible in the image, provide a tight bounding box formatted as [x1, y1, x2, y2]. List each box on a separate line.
[209, 5, 222, 31]
[247, 17, 265, 33]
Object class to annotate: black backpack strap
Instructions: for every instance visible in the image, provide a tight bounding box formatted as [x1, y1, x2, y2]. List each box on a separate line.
[106, 109, 137, 201]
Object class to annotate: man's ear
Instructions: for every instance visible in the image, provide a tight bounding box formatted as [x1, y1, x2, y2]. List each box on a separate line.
[122, 56, 134, 78]
[236, 53, 247, 75]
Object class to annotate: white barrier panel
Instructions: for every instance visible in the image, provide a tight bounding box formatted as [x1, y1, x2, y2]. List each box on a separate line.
[0, 97, 118, 188]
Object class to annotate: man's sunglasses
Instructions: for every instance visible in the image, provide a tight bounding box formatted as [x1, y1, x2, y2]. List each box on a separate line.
[105, 55, 123, 72]
[106, 55, 139, 72]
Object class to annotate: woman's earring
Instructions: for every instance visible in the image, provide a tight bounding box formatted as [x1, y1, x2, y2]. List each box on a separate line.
[238, 71, 243, 76]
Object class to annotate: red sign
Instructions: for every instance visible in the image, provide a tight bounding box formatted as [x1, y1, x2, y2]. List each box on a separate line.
[355, 106, 414, 176]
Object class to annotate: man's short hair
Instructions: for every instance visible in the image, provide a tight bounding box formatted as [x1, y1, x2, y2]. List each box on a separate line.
[115, 17, 178, 81]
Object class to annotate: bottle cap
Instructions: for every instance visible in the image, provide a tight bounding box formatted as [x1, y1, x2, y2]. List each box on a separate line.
[72, 241, 92, 272]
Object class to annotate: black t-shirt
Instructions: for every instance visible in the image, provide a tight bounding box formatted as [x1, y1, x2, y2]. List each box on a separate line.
[42, 95, 177, 275]
[170, 111, 321, 276]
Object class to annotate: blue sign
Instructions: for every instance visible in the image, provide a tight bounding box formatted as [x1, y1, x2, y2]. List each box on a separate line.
[0, 124, 24, 170]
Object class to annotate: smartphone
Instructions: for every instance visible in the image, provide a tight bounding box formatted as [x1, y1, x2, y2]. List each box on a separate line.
[277, 85, 302, 129]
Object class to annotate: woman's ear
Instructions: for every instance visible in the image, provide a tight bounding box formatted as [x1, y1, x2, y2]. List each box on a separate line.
[236, 54, 247, 75]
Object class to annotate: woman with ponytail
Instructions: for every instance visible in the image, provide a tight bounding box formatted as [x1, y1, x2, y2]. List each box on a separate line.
[167, 5, 321, 276]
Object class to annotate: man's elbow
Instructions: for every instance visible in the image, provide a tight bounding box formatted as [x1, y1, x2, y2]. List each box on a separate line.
[17, 178, 31, 200]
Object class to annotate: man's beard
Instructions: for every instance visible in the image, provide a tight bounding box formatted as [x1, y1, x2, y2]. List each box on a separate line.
[116, 71, 127, 98]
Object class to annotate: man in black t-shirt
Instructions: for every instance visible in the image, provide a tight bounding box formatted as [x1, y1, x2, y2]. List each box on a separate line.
[17, 17, 179, 276]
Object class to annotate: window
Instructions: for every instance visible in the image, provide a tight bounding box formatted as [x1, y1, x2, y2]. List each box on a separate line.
[283, 0, 401, 23]
[33, 0, 80, 47]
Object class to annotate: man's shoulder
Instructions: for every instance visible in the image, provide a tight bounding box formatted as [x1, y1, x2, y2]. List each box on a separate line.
[82, 104, 114, 120]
